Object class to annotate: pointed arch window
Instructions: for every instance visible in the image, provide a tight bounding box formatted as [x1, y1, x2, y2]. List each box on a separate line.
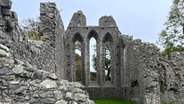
[89, 37, 97, 81]
[73, 33, 84, 82]
[88, 30, 98, 82]
[103, 33, 113, 81]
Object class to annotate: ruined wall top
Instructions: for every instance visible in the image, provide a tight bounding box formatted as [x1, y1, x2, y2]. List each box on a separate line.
[0, 0, 12, 16]
[68, 10, 86, 27]
[0, 0, 12, 8]
[40, 2, 58, 34]
[99, 16, 117, 27]
[68, 10, 118, 28]
[0, 0, 17, 21]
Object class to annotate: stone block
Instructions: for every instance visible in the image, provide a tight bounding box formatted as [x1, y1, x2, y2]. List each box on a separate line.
[0, 49, 8, 57]
[0, 67, 12, 76]
[53, 91, 64, 100]
[1, 7, 11, 16]
[73, 93, 87, 102]
[40, 79, 58, 89]
[40, 98, 56, 104]
[65, 92, 73, 100]
[0, 0, 12, 9]
[55, 100, 67, 104]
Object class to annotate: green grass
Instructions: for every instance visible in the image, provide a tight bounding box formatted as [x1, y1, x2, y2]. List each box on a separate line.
[94, 99, 134, 104]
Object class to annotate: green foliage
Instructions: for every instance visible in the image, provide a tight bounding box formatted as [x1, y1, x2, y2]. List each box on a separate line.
[104, 42, 111, 81]
[90, 71, 97, 81]
[157, 75, 161, 85]
[92, 42, 112, 81]
[75, 53, 82, 81]
[160, 46, 184, 57]
[161, 102, 175, 104]
[94, 99, 133, 104]
[158, 0, 184, 53]
[168, 7, 179, 20]
[174, 0, 180, 4]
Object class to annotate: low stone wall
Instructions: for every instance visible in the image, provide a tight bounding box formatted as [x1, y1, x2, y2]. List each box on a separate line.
[0, 44, 94, 104]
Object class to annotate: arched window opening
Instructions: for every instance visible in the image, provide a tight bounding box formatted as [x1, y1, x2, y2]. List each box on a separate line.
[103, 33, 113, 82]
[74, 41, 82, 82]
[104, 41, 111, 81]
[90, 37, 97, 81]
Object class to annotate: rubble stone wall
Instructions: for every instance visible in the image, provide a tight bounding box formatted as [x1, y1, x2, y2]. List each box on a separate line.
[65, 9, 161, 103]
[120, 36, 160, 104]
[160, 52, 184, 104]
[0, 1, 65, 77]
[2, 0, 184, 104]
[0, 43, 94, 104]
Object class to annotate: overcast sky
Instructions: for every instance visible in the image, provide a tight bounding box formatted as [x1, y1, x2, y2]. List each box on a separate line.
[12, 0, 173, 46]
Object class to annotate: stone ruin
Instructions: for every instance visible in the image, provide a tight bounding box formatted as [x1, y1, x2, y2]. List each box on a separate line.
[0, 0, 183, 104]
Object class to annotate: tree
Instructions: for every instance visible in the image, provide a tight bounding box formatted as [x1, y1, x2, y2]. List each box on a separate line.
[20, 18, 43, 40]
[74, 41, 82, 81]
[92, 42, 111, 81]
[103, 42, 111, 81]
[75, 53, 82, 81]
[158, 0, 184, 56]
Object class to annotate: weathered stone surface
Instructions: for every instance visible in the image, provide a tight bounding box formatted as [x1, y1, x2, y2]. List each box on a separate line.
[0, 49, 8, 57]
[160, 52, 184, 104]
[40, 98, 56, 104]
[99, 16, 117, 27]
[12, 65, 24, 74]
[2, 0, 184, 104]
[55, 100, 67, 104]
[0, 44, 9, 52]
[68, 10, 86, 27]
[53, 90, 64, 100]
[0, 67, 11, 75]
[0, 0, 12, 8]
[1, 7, 11, 16]
[41, 79, 58, 89]
[49, 73, 58, 80]
[73, 93, 87, 101]
[66, 92, 73, 100]
[0, 43, 93, 104]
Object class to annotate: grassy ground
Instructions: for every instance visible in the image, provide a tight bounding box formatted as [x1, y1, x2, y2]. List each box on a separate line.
[94, 99, 134, 104]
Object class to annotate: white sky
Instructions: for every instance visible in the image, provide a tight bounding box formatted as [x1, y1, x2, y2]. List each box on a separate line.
[12, 0, 173, 47]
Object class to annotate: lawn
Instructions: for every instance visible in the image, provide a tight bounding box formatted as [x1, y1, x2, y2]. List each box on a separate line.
[94, 99, 134, 104]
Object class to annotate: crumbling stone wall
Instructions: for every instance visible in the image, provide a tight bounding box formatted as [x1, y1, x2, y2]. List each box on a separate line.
[0, 0, 65, 79]
[0, 43, 94, 104]
[120, 36, 160, 104]
[39, 2, 65, 79]
[0, 1, 94, 103]
[4, 1, 184, 104]
[65, 10, 161, 104]
[160, 52, 184, 104]
[65, 10, 122, 99]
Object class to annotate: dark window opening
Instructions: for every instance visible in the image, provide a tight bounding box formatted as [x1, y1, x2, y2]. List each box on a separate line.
[104, 41, 111, 81]
[131, 80, 139, 87]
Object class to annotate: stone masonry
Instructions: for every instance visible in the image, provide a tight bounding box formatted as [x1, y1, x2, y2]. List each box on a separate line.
[160, 52, 184, 104]
[0, 43, 94, 104]
[0, 0, 184, 104]
[64, 9, 161, 104]
[0, 0, 94, 104]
